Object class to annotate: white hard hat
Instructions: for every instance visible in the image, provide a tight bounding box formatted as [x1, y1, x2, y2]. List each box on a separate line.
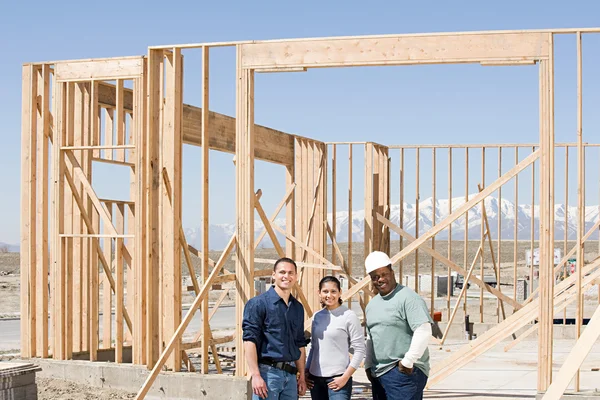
[365, 251, 392, 274]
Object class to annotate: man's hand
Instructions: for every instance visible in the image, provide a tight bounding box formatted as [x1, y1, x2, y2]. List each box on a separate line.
[297, 375, 307, 396]
[251, 373, 268, 399]
[397, 360, 413, 375]
[366, 368, 374, 382]
[305, 371, 314, 390]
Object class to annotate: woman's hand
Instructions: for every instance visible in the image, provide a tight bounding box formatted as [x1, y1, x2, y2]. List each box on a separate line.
[327, 375, 349, 391]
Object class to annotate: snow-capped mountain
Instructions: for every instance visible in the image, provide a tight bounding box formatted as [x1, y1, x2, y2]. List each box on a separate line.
[184, 195, 600, 251]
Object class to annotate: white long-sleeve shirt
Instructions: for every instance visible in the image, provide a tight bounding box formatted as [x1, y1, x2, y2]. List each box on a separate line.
[306, 305, 366, 377]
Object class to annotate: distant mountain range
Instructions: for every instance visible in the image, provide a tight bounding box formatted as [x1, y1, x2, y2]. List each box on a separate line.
[0, 242, 19, 252]
[184, 194, 600, 251]
[4, 195, 598, 253]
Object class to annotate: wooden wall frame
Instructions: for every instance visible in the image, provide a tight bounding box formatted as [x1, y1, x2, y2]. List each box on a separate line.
[19, 28, 600, 400]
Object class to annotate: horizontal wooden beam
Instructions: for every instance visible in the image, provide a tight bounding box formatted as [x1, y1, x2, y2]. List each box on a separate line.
[55, 58, 144, 81]
[97, 82, 295, 166]
[182, 106, 295, 166]
[240, 32, 550, 69]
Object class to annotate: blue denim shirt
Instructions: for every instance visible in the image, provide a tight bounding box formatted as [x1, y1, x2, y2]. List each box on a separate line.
[242, 286, 308, 362]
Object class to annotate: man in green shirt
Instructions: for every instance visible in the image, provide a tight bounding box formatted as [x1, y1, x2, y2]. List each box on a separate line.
[363, 251, 433, 400]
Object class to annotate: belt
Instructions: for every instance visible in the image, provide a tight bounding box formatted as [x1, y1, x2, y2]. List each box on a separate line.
[259, 359, 298, 375]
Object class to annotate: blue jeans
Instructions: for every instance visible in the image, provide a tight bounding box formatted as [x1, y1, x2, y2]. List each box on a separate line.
[371, 366, 428, 400]
[252, 363, 298, 400]
[309, 374, 352, 400]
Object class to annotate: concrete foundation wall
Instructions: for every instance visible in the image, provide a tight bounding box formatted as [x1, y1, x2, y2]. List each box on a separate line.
[32, 359, 251, 400]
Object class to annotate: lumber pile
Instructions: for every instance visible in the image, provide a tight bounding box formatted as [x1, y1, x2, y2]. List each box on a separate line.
[0, 362, 41, 400]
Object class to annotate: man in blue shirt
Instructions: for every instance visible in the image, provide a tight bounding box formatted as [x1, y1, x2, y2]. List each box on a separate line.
[242, 257, 308, 399]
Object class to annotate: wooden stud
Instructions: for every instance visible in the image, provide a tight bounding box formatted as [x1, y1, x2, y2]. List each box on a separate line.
[347, 145, 353, 308]
[575, 31, 583, 392]
[200, 45, 210, 374]
[399, 148, 404, 282]
[102, 204, 112, 350]
[234, 45, 255, 377]
[464, 148, 469, 316]
[431, 148, 436, 316]
[480, 147, 485, 323]
[115, 238, 124, 363]
[146, 49, 162, 369]
[160, 49, 183, 371]
[415, 148, 420, 293]
[332, 144, 336, 267]
[497, 148, 502, 322]
[90, 208, 99, 361]
[530, 145, 535, 298]
[513, 147, 519, 301]
[563, 147, 569, 324]
[447, 148, 452, 321]
[20, 64, 36, 358]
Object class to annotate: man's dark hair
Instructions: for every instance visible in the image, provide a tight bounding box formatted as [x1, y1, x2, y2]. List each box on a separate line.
[273, 257, 297, 272]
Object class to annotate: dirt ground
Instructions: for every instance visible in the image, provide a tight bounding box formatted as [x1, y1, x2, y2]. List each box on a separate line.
[37, 377, 135, 399]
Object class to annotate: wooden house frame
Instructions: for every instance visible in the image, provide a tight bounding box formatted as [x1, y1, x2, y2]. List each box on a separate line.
[19, 28, 600, 399]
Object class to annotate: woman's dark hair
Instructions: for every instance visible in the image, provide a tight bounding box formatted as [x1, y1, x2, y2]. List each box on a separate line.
[318, 276, 343, 306]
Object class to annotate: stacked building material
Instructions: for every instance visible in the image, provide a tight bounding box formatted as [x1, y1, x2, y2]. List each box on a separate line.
[0, 362, 41, 400]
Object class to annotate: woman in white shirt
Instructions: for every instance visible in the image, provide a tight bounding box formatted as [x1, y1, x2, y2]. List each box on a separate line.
[306, 276, 366, 399]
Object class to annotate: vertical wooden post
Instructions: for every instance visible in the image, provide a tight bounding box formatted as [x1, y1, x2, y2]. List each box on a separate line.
[72, 83, 83, 354]
[480, 147, 485, 323]
[115, 238, 124, 363]
[200, 45, 210, 373]
[20, 64, 36, 358]
[146, 49, 162, 369]
[530, 145, 536, 298]
[332, 144, 337, 267]
[447, 148, 452, 320]
[537, 32, 555, 391]
[415, 148, 420, 293]
[52, 81, 66, 360]
[399, 148, 404, 282]
[102, 204, 112, 350]
[497, 148, 502, 321]
[65, 82, 75, 360]
[36, 65, 50, 358]
[364, 143, 374, 257]
[133, 69, 148, 366]
[286, 161, 295, 259]
[513, 147, 519, 301]
[563, 147, 569, 324]
[89, 82, 99, 361]
[161, 49, 183, 371]
[574, 31, 583, 391]
[235, 47, 255, 377]
[464, 148, 469, 316]
[431, 148, 436, 316]
[347, 145, 352, 308]
[82, 83, 91, 354]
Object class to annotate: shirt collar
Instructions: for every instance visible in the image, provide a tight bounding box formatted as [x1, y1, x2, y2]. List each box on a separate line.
[266, 285, 296, 305]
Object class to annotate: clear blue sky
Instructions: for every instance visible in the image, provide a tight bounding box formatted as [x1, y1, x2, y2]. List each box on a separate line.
[1, 0, 600, 244]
